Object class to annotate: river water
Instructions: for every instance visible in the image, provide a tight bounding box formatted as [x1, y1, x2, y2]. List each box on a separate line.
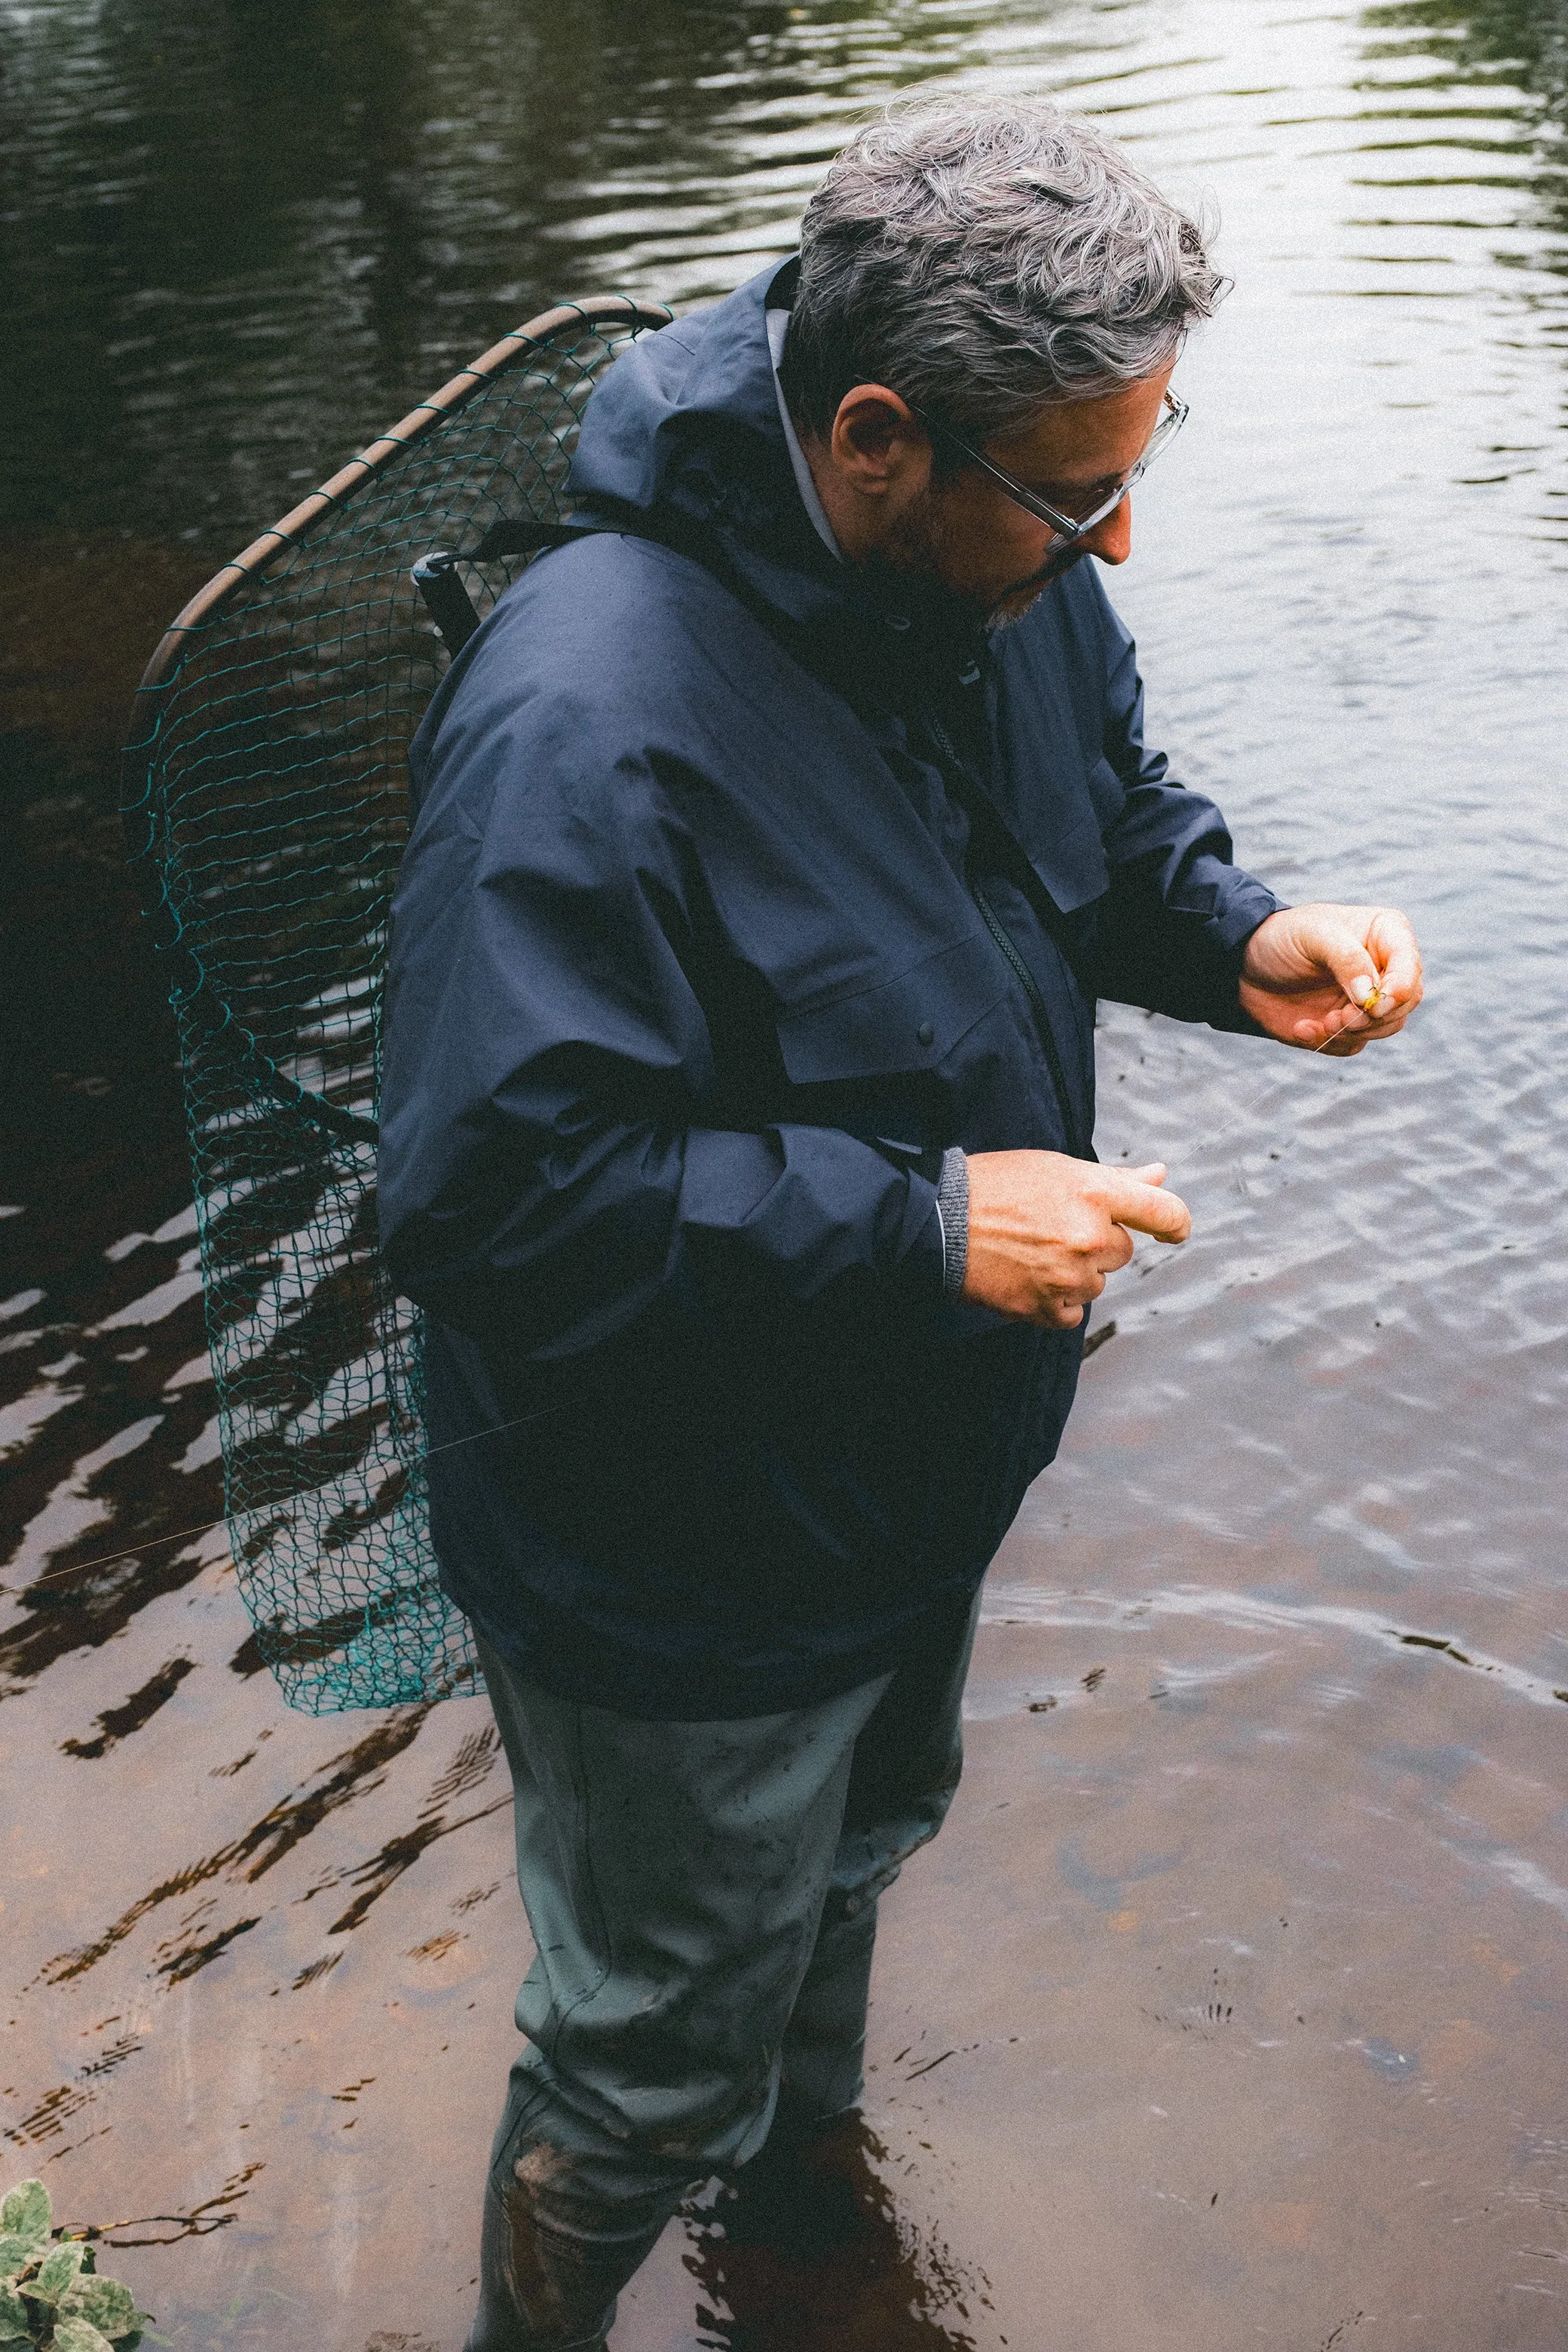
[2, 0, 1566, 2346]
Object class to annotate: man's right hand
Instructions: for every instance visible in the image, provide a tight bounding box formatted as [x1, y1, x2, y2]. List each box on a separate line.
[960, 1152, 1190, 1329]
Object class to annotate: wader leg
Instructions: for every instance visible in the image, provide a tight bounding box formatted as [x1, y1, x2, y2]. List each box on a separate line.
[775, 1896, 880, 2129]
[467, 1634, 895, 2347]
[778, 1583, 982, 2130]
[466, 1585, 981, 2347]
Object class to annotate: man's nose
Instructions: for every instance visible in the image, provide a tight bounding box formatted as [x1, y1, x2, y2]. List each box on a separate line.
[1080, 495, 1132, 565]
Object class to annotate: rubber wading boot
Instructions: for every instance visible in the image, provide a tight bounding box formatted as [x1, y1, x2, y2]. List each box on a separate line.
[465, 2173, 668, 2352]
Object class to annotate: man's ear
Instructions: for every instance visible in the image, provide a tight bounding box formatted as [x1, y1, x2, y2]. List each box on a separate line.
[827, 386, 932, 498]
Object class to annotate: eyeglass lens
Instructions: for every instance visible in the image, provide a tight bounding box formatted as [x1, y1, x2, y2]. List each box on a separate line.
[1054, 399, 1183, 528]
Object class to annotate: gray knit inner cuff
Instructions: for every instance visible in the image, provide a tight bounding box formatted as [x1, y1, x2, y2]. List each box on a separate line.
[936, 1147, 969, 1299]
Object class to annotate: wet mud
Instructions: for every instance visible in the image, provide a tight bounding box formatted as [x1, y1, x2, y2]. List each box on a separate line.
[5, 0, 1568, 2344]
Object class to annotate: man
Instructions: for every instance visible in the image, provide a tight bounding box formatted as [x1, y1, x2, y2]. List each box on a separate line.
[379, 95, 1421, 2351]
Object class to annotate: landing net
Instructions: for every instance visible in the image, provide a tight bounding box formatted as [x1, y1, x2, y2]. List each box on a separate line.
[121, 299, 672, 1712]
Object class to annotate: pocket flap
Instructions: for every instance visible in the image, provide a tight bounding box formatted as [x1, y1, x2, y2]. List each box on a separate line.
[775, 931, 1009, 1083]
[1026, 795, 1110, 915]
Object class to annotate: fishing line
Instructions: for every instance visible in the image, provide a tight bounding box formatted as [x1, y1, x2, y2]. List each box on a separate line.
[1113, 987, 1389, 1300]
[2, 996, 1391, 1599]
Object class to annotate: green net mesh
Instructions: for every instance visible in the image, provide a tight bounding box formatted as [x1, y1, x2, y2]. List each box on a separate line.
[121, 299, 671, 1713]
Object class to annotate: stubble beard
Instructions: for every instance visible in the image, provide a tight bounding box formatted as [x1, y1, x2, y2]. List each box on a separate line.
[887, 486, 1084, 631]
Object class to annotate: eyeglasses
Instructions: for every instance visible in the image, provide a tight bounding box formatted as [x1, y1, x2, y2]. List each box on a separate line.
[909, 389, 1188, 547]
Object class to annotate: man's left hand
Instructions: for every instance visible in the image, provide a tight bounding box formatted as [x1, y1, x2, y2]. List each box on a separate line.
[1239, 902, 1423, 1055]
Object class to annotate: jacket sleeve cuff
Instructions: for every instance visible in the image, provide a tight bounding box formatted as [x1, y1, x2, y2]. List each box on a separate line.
[935, 1147, 969, 1299]
[1204, 887, 1291, 1037]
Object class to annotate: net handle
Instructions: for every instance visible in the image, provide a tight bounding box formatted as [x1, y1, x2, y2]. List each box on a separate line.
[117, 292, 673, 1144]
[126, 295, 672, 720]
[121, 292, 673, 872]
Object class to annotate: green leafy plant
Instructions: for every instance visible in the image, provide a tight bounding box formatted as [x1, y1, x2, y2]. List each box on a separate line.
[0, 2182, 149, 2351]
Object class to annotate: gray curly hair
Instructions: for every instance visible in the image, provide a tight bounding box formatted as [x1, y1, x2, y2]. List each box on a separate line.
[779, 93, 1225, 444]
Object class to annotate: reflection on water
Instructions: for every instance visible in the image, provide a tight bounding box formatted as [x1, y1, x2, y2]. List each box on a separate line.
[9, 0, 1559, 547]
[1369, 0, 1568, 216]
[3, 0, 1567, 2345]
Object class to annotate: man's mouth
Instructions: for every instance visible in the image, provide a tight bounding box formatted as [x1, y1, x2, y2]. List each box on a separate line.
[981, 541, 1089, 626]
[1000, 541, 1089, 603]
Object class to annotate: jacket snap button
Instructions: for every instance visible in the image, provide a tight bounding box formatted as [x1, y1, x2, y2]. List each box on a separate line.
[917, 1021, 936, 1047]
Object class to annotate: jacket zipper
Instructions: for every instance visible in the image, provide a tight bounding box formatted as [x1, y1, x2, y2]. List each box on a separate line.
[968, 877, 1088, 1159]
[967, 874, 1080, 1138]
[925, 709, 1089, 1160]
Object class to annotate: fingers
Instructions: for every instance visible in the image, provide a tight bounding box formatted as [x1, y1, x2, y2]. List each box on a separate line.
[1365, 908, 1423, 1022]
[1254, 902, 1424, 1051]
[1293, 1006, 1360, 1046]
[960, 1150, 1189, 1327]
[1312, 917, 1388, 1020]
[1315, 906, 1424, 1040]
[1298, 923, 1423, 1049]
[1031, 1280, 1098, 1329]
[1294, 1000, 1374, 1048]
[1092, 1167, 1191, 1243]
[1101, 1223, 1137, 1276]
[1314, 998, 1407, 1052]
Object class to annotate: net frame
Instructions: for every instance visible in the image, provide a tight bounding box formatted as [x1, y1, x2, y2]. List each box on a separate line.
[121, 296, 673, 1713]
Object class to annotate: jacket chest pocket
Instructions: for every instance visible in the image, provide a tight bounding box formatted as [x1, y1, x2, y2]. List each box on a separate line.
[768, 930, 1009, 1136]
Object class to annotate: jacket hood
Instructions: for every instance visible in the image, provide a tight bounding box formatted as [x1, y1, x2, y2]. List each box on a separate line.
[570, 263, 791, 519]
[568, 260, 839, 620]
[568, 260, 985, 655]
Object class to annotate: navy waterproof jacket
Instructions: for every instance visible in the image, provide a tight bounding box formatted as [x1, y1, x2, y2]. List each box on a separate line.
[378, 260, 1284, 1719]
